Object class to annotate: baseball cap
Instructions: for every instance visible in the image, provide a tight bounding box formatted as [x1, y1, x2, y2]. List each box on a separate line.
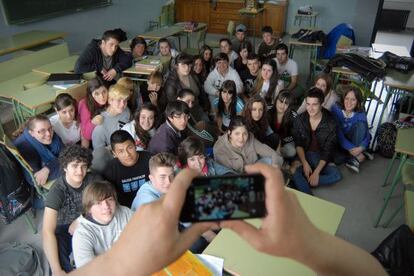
[236, 24, 247, 32]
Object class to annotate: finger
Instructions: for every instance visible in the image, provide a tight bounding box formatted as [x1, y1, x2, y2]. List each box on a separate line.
[175, 222, 218, 253]
[220, 220, 263, 249]
[163, 169, 199, 218]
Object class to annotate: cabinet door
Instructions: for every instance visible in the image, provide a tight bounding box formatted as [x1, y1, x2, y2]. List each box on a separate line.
[264, 3, 287, 35]
[176, 0, 210, 24]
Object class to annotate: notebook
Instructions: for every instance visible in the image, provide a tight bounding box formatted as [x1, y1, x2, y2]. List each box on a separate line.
[46, 73, 82, 85]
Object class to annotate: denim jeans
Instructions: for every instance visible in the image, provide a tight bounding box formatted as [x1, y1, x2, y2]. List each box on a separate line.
[345, 121, 368, 148]
[292, 152, 342, 195]
[55, 224, 73, 272]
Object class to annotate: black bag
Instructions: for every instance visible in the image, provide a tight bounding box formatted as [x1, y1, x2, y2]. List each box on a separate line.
[376, 122, 397, 158]
[379, 51, 414, 74]
[371, 224, 414, 276]
[0, 144, 32, 224]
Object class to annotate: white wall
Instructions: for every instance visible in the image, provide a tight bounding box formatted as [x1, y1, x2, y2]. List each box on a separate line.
[384, 0, 414, 28]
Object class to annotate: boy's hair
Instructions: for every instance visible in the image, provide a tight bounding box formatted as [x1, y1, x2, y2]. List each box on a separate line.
[110, 130, 135, 150]
[261, 26, 273, 34]
[82, 181, 117, 215]
[247, 53, 260, 62]
[117, 77, 134, 92]
[148, 70, 163, 85]
[165, 100, 190, 118]
[149, 152, 177, 174]
[108, 84, 130, 100]
[177, 88, 195, 99]
[26, 114, 50, 131]
[175, 53, 193, 65]
[158, 38, 171, 47]
[59, 144, 92, 170]
[275, 43, 289, 55]
[306, 87, 325, 105]
[219, 38, 232, 46]
[102, 30, 121, 42]
[177, 136, 204, 166]
[130, 36, 147, 51]
[214, 53, 229, 63]
[54, 93, 77, 112]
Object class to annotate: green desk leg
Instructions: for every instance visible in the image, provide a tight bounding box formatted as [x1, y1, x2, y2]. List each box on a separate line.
[382, 152, 398, 187]
[289, 44, 295, 59]
[374, 154, 407, 227]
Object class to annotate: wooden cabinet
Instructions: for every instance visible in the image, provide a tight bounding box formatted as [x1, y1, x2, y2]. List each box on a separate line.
[175, 0, 288, 35]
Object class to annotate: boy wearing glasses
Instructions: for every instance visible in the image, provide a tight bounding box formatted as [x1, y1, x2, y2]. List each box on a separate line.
[148, 101, 189, 155]
[103, 130, 151, 207]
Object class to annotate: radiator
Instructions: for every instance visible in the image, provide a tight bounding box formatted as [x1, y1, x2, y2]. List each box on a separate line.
[378, 9, 410, 31]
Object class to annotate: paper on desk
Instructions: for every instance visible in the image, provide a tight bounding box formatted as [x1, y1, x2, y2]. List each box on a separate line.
[196, 254, 224, 276]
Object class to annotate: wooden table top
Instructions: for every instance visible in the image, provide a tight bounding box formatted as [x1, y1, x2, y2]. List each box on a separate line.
[0, 30, 67, 56]
[139, 26, 183, 41]
[32, 55, 79, 75]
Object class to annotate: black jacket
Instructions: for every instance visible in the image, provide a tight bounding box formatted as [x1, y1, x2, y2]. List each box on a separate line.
[74, 39, 132, 74]
[292, 108, 337, 162]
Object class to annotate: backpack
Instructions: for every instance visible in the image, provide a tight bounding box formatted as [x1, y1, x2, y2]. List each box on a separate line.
[376, 122, 397, 158]
[0, 144, 33, 224]
[0, 242, 44, 276]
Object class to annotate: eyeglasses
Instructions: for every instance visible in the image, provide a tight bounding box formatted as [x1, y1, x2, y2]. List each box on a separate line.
[172, 114, 189, 120]
[35, 127, 53, 135]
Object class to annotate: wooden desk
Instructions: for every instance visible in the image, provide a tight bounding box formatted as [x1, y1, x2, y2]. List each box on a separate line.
[294, 12, 319, 28]
[288, 38, 322, 62]
[32, 55, 79, 75]
[239, 8, 264, 43]
[204, 188, 345, 275]
[0, 30, 66, 57]
[123, 56, 171, 81]
[139, 26, 183, 41]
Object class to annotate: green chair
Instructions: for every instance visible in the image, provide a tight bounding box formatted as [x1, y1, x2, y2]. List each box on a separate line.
[182, 25, 208, 56]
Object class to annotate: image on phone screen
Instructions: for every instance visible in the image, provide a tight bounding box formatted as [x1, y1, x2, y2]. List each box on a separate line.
[180, 174, 266, 222]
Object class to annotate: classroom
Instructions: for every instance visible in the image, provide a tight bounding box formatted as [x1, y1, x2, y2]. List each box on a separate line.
[0, 0, 413, 275]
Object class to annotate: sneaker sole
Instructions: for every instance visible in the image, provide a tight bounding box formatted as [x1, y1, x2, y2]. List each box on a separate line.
[345, 163, 359, 173]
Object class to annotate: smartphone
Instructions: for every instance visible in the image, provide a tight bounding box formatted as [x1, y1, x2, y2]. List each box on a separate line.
[180, 173, 266, 222]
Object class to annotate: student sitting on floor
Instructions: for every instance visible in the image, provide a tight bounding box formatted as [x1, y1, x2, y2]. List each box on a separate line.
[214, 80, 244, 134]
[234, 41, 253, 76]
[178, 136, 234, 176]
[231, 24, 253, 54]
[157, 38, 179, 58]
[291, 88, 342, 195]
[50, 93, 81, 146]
[200, 44, 213, 73]
[122, 103, 158, 151]
[251, 59, 284, 108]
[267, 90, 298, 159]
[117, 77, 141, 115]
[103, 130, 151, 207]
[42, 145, 100, 274]
[204, 53, 244, 109]
[243, 96, 279, 150]
[148, 101, 190, 155]
[130, 152, 215, 253]
[297, 73, 339, 114]
[240, 53, 261, 100]
[139, 70, 166, 111]
[331, 86, 373, 173]
[274, 43, 299, 92]
[74, 29, 132, 83]
[14, 114, 64, 186]
[213, 116, 283, 173]
[257, 26, 279, 62]
[219, 38, 239, 68]
[72, 180, 133, 268]
[164, 53, 210, 122]
[78, 77, 108, 148]
[192, 55, 208, 85]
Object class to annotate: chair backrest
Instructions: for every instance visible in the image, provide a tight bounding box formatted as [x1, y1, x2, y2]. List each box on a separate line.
[227, 20, 235, 38]
[196, 26, 208, 48]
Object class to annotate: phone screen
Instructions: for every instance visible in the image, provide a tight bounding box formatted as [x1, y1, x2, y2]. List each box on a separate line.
[180, 173, 266, 222]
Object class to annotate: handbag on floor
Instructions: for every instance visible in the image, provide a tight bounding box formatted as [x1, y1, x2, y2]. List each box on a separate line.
[376, 122, 397, 158]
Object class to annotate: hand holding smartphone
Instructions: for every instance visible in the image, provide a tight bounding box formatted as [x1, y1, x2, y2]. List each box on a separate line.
[180, 173, 266, 222]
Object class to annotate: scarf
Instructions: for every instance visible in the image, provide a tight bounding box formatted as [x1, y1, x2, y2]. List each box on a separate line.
[23, 129, 63, 165]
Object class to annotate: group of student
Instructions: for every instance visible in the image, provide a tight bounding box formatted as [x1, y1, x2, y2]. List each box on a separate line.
[11, 25, 374, 274]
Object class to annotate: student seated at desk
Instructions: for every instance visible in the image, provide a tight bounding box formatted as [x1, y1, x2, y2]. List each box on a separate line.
[258, 26, 279, 62]
[297, 73, 339, 114]
[72, 181, 133, 268]
[178, 136, 234, 176]
[164, 53, 210, 123]
[291, 88, 342, 195]
[219, 38, 238, 68]
[14, 115, 64, 186]
[274, 43, 299, 93]
[331, 86, 373, 174]
[130, 152, 214, 253]
[204, 53, 244, 110]
[50, 93, 81, 146]
[78, 77, 108, 149]
[148, 101, 190, 155]
[42, 145, 100, 274]
[213, 116, 283, 173]
[129, 36, 150, 62]
[214, 80, 244, 134]
[122, 103, 158, 151]
[103, 130, 151, 207]
[251, 59, 284, 108]
[74, 29, 132, 83]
